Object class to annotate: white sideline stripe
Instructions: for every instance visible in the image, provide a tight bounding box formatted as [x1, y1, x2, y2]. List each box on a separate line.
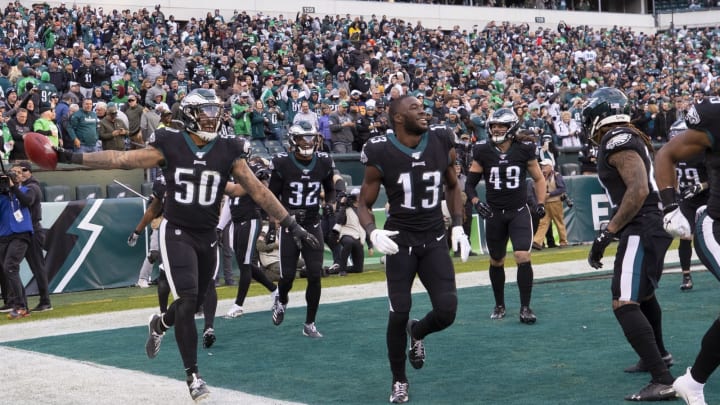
[53, 200, 105, 293]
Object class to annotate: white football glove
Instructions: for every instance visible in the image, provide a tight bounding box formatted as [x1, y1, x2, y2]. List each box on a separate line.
[451, 226, 471, 262]
[663, 207, 692, 239]
[370, 229, 399, 255]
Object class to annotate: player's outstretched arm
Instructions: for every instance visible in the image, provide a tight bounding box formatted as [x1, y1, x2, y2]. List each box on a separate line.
[58, 147, 164, 170]
[655, 129, 710, 190]
[232, 158, 289, 221]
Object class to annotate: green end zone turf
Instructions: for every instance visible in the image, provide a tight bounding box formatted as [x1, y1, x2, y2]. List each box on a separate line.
[4, 271, 719, 404]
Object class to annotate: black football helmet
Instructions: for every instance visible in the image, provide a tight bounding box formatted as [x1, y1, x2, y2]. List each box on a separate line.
[581, 87, 631, 143]
[288, 121, 320, 158]
[248, 156, 271, 181]
[668, 118, 687, 140]
[180, 88, 223, 141]
[486, 108, 519, 145]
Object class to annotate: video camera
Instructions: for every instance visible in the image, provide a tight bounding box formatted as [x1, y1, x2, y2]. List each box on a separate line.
[560, 193, 574, 208]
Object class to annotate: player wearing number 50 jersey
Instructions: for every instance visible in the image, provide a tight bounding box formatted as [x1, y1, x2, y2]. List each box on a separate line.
[358, 95, 470, 404]
[48, 89, 319, 402]
[465, 108, 547, 324]
[268, 122, 336, 338]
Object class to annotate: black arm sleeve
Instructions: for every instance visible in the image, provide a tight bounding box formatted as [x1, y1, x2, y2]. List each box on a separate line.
[465, 171, 483, 201]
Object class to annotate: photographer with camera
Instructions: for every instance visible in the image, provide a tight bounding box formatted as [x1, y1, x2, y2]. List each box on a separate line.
[10, 162, 51, 311]
[0, 166, 36, 319]
[532, 160, 569, 249]
[328, 188, 373, 276]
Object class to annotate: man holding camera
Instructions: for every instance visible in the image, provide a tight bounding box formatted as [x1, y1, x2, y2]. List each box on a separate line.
[329, 188, 373, 276]
[0, 167, 35, 319]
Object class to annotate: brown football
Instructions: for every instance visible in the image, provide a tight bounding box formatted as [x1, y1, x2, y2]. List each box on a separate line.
[24, 132, 58, 170]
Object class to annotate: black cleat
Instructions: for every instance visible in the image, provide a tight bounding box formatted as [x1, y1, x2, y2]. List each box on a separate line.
[680, 273, 693, 291]
[389, 381, 409, 403]
[624, 382, 676, 401]
[145, 314, 164, 359]
[271, 296, 285, 326]
[407, 319, 425, 369]
[519, 306, 537, 324]
[187, 373, 210, 402]
[490, 305, 506, 320]
[202, 328, 216, 349]
[624, 353, 674, 373]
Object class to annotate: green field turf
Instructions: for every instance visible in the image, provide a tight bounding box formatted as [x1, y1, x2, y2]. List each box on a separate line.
[3, 266, 717, 404]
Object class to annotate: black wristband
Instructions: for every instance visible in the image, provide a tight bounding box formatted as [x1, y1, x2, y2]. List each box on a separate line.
[658, 187, 677, 209]
[451, 214, 463, 227]
[71, 153, 83, 165]
[364, 222, 377, 236]
[279, 214, 296, 229]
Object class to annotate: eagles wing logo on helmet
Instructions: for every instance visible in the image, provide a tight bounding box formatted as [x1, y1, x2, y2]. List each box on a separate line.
[685, 105, 700, 125]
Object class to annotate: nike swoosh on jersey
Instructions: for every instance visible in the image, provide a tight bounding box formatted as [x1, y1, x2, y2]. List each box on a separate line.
[211, 241, 218, 247]
[313, 223, 320, 228]
[436, 234, 446, 241]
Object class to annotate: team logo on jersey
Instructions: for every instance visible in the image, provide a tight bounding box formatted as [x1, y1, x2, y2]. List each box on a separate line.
[686, 106, 700, 125]
[605, 133, 632, 150]
[411, 152, 422, 160]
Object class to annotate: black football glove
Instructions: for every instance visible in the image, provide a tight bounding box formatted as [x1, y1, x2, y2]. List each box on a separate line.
[53, 146, 76, 164]
[127, 230, 141, 247]
[588, 229, 615, 269]
[474, 201, 493, 219]
[535, 203, 546, 219]
[286, 218, 321, 250]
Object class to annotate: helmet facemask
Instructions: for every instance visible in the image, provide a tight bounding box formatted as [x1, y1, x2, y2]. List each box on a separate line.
[292, 134, 319, 158]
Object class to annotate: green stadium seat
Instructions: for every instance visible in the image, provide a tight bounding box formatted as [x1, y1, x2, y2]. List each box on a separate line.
[76, 184, 102, 200]
[141, 182, 153, 197]
[43, 184, 72, 202]
[561, 163, 580, 176]
[106, 183, 132, 198]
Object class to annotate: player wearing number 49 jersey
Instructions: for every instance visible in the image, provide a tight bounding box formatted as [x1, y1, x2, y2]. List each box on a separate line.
[46, 89, 319, 402]
[465, 108, 547, 324]
[358, 95, 470, 403]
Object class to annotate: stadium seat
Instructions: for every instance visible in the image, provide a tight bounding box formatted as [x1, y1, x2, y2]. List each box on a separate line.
[268, 145, 286, 155]
[250, 139, 268, 153]
[43, 184, 72, 202]
[561, 163, 580, 176]
[76, 184, 102, 200]
[265, 140, 283, 149]
[106, 183, 131, 198]
[140, 182, 153, 197]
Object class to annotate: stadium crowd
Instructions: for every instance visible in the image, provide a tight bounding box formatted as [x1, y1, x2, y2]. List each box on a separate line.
[0, 1, 713, 169]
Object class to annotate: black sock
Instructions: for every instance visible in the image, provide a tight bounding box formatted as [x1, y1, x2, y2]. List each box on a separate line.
[679, 239, 692, 271]
[517, 262, 533, 307]
[489, 265, 505, 307]
[640, 296, 668, 356]
[185, 364, 199, 378]
[614, 304, 673, 385]
[203, 285, 217, 330]
[388, 311, 409, 383]
[692, 319, 720, 383]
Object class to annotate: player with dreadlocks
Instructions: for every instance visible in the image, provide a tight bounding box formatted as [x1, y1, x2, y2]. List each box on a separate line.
[583, 87, 676, 401]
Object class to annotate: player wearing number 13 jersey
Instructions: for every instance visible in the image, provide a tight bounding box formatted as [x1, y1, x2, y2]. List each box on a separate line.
[47, 89, 319, 402]
[268, 122, 336, 338]
[358, 95, 470, 404]
[465, 108, 547, 324]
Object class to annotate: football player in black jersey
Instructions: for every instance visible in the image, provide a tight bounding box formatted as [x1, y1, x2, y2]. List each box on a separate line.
[583, 87, 676, 401]
[656, 97, 720, 405]
[357, 95, 471, 404]
[268, 121, 336, 338]
[224, 156, 278, 318]
[667, 119, 709, 291]
[50, 89, 320, 402]
[465, 108, 547, 324]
